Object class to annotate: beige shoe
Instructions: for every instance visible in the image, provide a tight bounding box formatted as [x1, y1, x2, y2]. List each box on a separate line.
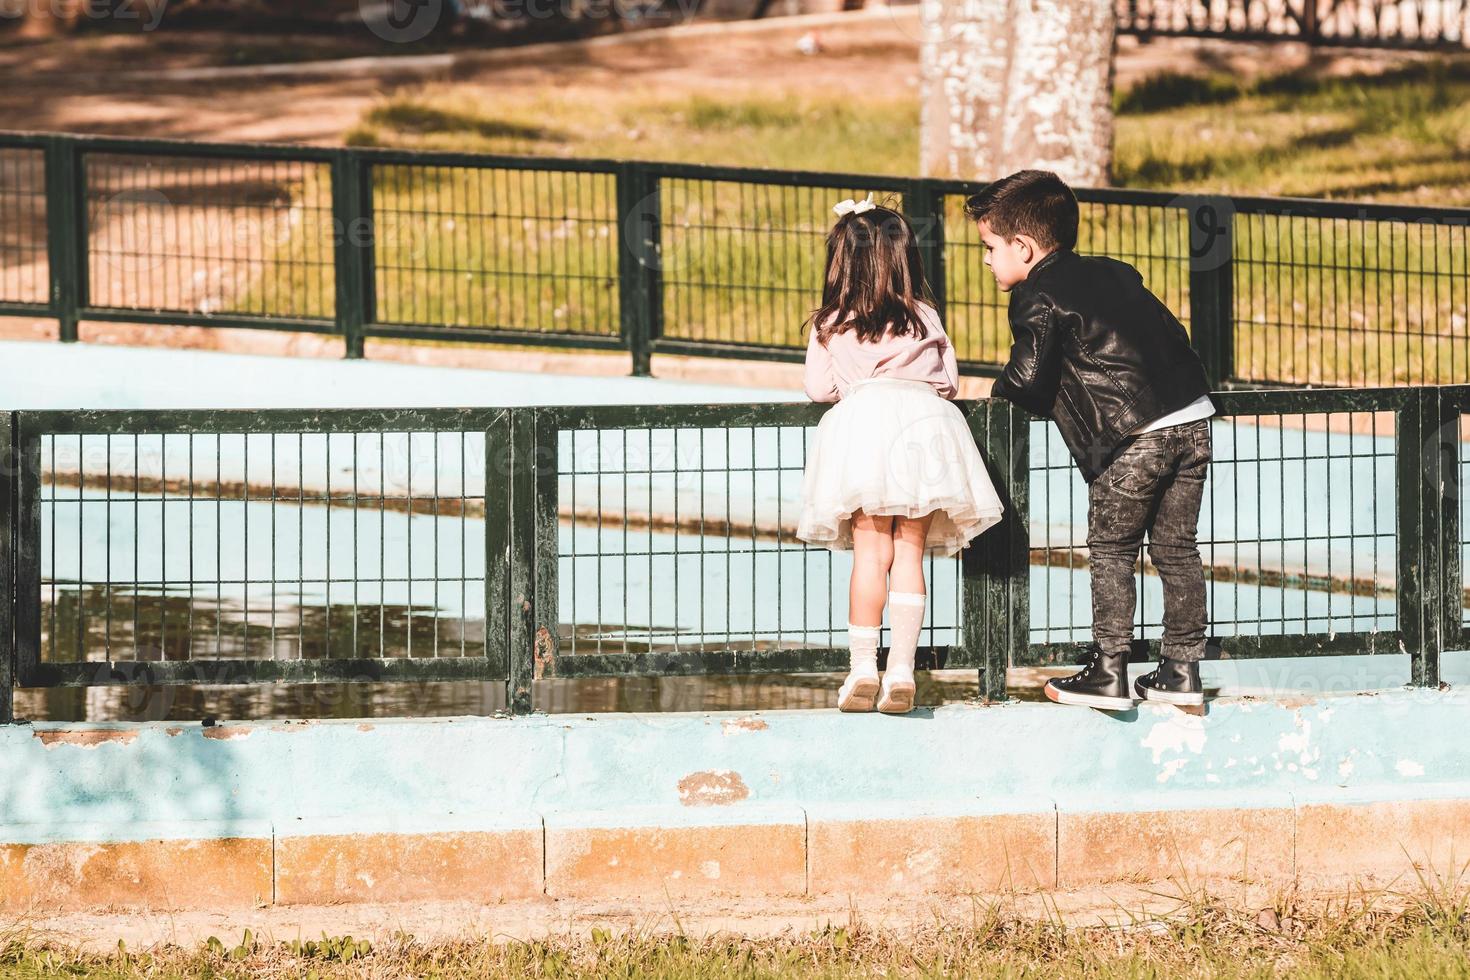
[838, 671, 880, 712]
[877, 672, 916, 714]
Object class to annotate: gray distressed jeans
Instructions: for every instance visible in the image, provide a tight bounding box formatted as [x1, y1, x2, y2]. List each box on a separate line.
[1087, 418, 1212, 662]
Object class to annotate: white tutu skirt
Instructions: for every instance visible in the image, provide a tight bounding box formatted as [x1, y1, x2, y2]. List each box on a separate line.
[796, 377, 1005, 558]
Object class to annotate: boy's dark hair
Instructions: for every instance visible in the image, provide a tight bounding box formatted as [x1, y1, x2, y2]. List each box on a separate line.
[805, 204, 934, 345]
[963, 170, 1079, 252]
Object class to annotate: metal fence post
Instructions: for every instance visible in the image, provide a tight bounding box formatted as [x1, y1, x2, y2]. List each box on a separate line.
[1439, 388, 1466, 663]
[1186, 196, 1234, 387]
[505, 407, 537, 714]
[1001, 401, 1030, 697]
[44, 135, 83, 344]
[960, 401, 993, 698]
[617, 162, 660, 377]
[486, 410, 513, 699]
[904, 180, 947, 322]
[11, 417, 38, 693]
[974, 398, 1029, 702]
[1409, 385, 1458, 687]
[1, 413, 14, 724]
[332, 149, 372, 360]
[1398, 387, 1450, 688]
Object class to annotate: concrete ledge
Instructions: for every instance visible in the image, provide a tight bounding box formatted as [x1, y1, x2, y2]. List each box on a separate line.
[8, 688, 1470, 908]
[807, 800, 1057, 895]
[1057, 805, 1295, 887]
[1295, 797, 1470, 887]
[0, 837, 272, 912]
[276, 829, 544, 905]
[543, 806, 807, 899]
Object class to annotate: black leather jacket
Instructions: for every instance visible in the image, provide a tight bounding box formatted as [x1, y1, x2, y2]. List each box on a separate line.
[989, 249, 1214, 483]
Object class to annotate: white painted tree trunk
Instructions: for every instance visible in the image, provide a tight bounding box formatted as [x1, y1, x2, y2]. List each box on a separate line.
[919, 0, 1117, 187]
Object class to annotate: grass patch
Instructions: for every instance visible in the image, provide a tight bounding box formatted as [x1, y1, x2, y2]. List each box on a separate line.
[264, 61, 1470, 385]
[6, 884, 1470, 977]
[345, 86, 921, 176]
[1112, 58, 1470, 202]
[362, 102, 561, 143]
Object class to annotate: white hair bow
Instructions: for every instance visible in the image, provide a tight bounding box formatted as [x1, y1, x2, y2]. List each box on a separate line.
[832, 193, 876, 217]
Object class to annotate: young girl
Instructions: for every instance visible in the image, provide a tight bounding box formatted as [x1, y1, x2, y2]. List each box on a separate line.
[796, 194, 1005, 715]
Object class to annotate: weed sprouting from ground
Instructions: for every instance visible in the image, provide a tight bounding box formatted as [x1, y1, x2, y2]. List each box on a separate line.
[7, 880, 1470, 978]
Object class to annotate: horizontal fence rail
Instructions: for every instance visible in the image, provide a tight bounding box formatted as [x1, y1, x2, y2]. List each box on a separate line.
[0, 134, 1468, 388]
[2, 385, 1465, 721]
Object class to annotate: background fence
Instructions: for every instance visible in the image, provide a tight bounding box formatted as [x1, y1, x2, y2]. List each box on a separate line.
[1114, 0, 1470, 46]
[0, 134, 1467, 389]
[2, 385, 1464, 722]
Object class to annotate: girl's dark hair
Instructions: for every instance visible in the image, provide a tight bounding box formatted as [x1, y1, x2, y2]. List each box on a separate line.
[804, 205, 933, 346]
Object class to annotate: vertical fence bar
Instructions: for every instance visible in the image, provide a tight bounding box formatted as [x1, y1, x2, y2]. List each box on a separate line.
[1186, 196, 1235, 387]
[904, 180, 947, 323]
[0, 413, 14, 723]
[44, 136, 82, 344]
[12, 420, 39, 689]
[531, 412, 560, 692]
[1398, 389, 1444, 687]
[617, 162, 660, 377]
[981, 399, 1009, 701]
[506, 407, 537, 714]
[1001, 401, 1031, 695]
[960, 401, 992, 697]
[1407, 385, 1459, 686]
[1433, 386, 1462, 667]
[485, 410, 513, 684]
[1300, 0, 1320, 40]
[332, 149, 372, 360]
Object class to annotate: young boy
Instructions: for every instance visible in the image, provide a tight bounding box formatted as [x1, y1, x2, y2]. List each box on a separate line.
[968, 170, 1215, 710]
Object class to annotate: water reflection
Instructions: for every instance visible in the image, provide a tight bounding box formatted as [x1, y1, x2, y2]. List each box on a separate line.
[42, 584, 484, 662]
[14, 668, 992, 723]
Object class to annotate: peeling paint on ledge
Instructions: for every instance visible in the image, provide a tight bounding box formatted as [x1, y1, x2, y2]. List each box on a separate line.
[678, 771, 750, 807]
[33, 729, 140, 749]
[201, 726, 253, 741]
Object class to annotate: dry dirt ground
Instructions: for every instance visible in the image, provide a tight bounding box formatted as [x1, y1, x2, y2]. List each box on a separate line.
[15, 882, 1290, 953]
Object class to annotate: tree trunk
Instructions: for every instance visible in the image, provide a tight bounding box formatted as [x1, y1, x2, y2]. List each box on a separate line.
[919, 0, 1116, 187]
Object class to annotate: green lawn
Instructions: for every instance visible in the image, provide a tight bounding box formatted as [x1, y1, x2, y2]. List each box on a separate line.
[346, 59, 1470, 205]
[227, 59, 1470, 385]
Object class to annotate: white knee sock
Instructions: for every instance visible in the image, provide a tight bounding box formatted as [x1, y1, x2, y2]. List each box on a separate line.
[846, 622, 880, 679]
[884, 591, 927, 684]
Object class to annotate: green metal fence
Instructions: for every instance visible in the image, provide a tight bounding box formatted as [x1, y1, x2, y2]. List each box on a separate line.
[2, 384, 1464, 722]
[1, 133, 1467, 387]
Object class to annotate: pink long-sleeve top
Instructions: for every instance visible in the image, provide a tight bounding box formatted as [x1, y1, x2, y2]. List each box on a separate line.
[802, 302, 959, 402]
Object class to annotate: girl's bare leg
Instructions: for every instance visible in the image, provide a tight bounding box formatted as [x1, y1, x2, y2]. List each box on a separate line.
[878, 512, 936, 714]
[889, 512, 936, 596]
[840, 509, 893, 712]
[849, 509, 895, 626]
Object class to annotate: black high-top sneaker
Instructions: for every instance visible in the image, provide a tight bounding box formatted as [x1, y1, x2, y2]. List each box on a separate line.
[1043, 646, 1134, 711]
[1134, 657, 1204, 706]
